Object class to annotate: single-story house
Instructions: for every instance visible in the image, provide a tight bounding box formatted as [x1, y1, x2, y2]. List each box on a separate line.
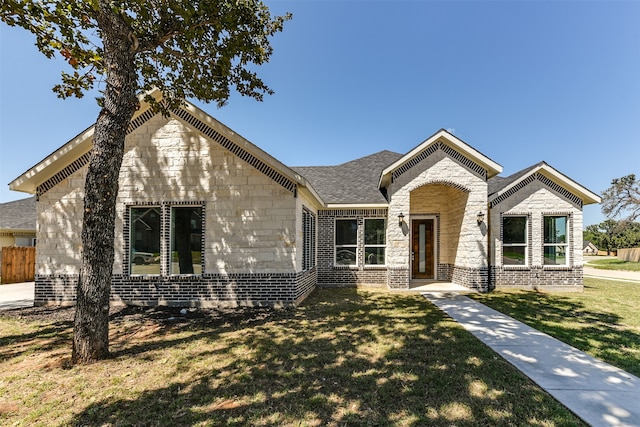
[9, 91, 601, 307]
[0, 197, 36, 276]
[583, 241, 598, 255]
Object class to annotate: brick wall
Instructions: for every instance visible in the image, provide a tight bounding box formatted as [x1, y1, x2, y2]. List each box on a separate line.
[491, 266, 583, 292]
[316, 209, 388, 287]
[35, 270, 317, 308]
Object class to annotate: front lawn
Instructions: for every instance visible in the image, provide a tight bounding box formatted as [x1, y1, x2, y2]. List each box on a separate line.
[587, 258, 640, 272]
[471, 278, 640, 377]
[0, 288, 583, 426]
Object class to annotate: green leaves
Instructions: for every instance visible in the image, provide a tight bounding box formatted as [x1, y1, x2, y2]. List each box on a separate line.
[1, 0, 291, 107]
[602, 174, 640, 224]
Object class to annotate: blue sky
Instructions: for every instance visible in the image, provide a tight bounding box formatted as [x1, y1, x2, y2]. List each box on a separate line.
[1, 0, 638, 228]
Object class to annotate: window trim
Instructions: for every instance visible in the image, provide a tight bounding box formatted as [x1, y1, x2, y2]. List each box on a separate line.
[364, 218, 386, 267]
[169, 205, 204, 276]
[334, 218, 358, 267]
[501, 214, 529, 268]
[302, 207, 316, 271]
[129, 204, 162, 276]
[126, 202, 205, 277]
[543, 214, 569, 267]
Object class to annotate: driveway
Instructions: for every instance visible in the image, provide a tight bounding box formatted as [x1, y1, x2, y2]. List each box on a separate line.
[583, 256, 640, 283]
[0, 282, 34, 310]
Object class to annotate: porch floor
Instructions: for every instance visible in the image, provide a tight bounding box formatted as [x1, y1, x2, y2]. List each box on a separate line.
[406, 281, 477, 292]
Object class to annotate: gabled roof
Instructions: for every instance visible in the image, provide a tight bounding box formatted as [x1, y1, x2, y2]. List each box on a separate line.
[0, 197, 36, 231]
[379, 129, 503, 189]
[292, 150, 402, 206]
[9, 90, 324, 206]
[488, 161, 601, 206]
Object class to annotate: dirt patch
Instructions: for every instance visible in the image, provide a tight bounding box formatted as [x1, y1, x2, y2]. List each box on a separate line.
[0, 304, 291, 327]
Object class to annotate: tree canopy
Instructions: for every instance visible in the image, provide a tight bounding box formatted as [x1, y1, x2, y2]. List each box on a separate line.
[2, 0, 290, 363]
[601, 174, 640, 224]
[2, 0, 290, 109]
[584, 220, 640, 254]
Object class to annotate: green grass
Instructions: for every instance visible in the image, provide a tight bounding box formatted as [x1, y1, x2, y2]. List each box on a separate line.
[471, 278, 640, 377]
[587, 258, 640, 272]
[0, 288, 583, 426]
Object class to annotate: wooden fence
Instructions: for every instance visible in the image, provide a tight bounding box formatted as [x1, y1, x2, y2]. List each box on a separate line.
[618, 248, 640, 263]
[1, 247, 36, 284]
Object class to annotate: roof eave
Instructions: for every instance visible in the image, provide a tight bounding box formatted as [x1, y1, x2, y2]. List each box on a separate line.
[325, 203, 389, 209]
[488, 164, 602, 206]
[8, 90, 163, 195]
[378, 129, 503, 189]
[178, 100, 326, 207]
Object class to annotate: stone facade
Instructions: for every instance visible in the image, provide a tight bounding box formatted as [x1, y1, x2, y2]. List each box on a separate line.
[385, 143, 490, 290]
[489, 174, 584, 291]
[33, 112, 315, 307]
[16, 100, 598, 304]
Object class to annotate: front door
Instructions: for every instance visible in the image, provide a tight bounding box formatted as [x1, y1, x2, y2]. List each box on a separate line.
[412, 219, 435, 279]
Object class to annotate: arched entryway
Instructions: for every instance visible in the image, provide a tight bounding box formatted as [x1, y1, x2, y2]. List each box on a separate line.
[409, 182, 470, 282]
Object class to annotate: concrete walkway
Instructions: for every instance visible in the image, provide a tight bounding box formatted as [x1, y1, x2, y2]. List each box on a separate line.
[424, 292, 640, 427]
[0, 282, 34, 310]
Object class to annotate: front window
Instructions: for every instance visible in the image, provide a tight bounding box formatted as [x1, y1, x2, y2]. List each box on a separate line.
[302, 208, 316, 271]
[129, 203, 204, 275]
[335, 219, 357, 266]
[502, 216, 527, 266]
[364, 218, 386, 265]
[170, 206, 203, 274]
[544, 216, 568, 265]
[130, 206, 161, 274]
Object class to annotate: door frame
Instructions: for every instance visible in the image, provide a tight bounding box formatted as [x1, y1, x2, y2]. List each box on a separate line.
[410, 215, 438, 280]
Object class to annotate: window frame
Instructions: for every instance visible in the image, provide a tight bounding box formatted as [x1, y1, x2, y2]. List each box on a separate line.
[302, 208, 316, 271]
[169, 205, 204, 276]
[501, 215, 529, 267]
[364, 218, 386, 266]
[334, 218, 358, 267]
[127, 202, 205, 277]
[543, 215, 569, 267]
[129, 205, 162, 276]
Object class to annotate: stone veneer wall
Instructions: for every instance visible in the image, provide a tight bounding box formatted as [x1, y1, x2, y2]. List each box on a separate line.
[33, 112, 317, 306]
[35, 269, 316, 308]
[385, 143, 490, 290]
[316, 209, 388, 287]
[489, 175, 584, 291]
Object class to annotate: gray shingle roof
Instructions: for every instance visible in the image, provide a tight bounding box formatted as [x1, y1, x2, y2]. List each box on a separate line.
[293, 150, 403, 204]
[487, 162, 545, 197]
[0, 197, 36, 230]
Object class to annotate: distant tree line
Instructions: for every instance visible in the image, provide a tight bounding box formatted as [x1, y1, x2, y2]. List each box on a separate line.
[584, 220, 640, 255]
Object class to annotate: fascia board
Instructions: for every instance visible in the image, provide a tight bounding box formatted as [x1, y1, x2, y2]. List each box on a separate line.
[9, 126, 95, 195]
[8, 90, 163, 195]
[489, 164, 602, 205]
[378, 129, 503, 188]
[325, 203, 389, 209]
[537, 166, 601, 205]
[175, 100, 327, 208]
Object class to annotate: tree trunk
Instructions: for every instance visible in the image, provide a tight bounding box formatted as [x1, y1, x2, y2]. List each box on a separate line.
[72, 3, 138, 364]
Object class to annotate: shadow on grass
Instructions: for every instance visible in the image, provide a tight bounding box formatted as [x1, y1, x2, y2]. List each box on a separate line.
[470, 287, 640, 377]
[63, 289, 582, 426]
[0, 306, 74, 361]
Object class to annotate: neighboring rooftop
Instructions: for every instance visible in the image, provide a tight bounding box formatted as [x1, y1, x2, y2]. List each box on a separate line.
[292, 150, 403, 205]
[0, 197, 36, 231]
